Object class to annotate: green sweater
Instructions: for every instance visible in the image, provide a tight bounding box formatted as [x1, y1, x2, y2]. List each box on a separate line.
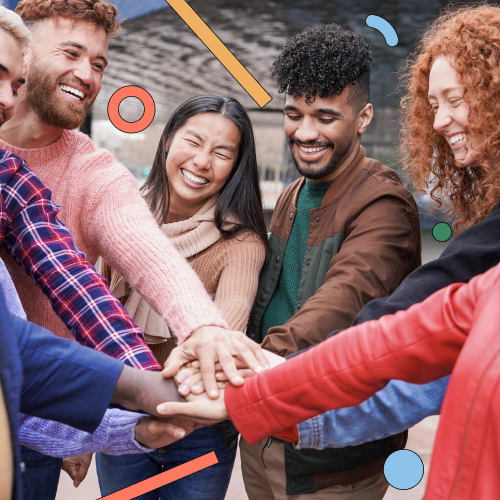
[262, 179, 332, 338]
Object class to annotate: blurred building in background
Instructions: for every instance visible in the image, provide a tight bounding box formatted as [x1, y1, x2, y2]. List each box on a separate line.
[8, 0, 476, 226]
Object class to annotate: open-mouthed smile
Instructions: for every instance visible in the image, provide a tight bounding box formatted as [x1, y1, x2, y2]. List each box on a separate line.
[180, 168, 209, 186]
[294, 142, 331, 162]
[448, 133, 467, 150]
[59, 84, 85, 102]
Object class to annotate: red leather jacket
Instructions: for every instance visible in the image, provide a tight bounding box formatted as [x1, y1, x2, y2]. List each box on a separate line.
[226, 262, 500, 499]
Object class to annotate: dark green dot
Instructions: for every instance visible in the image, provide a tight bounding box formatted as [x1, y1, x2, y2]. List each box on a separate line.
[432, 222, 452, 242]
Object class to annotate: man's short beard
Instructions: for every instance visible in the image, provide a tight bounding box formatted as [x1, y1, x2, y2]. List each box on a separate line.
[25, 53, 94, 130]
[287, 136, 352, 180]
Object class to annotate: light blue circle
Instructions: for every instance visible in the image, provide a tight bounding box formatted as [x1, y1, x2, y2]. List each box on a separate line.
[384, 450, 424, 490]
[365, 15, 399, 46]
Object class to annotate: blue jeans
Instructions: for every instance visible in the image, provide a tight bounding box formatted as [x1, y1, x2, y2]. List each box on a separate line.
[20, 446, 62, 500]
[96, 424, 237, 500]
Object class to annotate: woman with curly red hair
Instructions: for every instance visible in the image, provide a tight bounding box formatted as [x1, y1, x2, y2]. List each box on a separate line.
[400, 3, 500, 230]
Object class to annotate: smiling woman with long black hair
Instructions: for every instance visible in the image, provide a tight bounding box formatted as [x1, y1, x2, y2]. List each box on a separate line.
[96, 93, 269, 500]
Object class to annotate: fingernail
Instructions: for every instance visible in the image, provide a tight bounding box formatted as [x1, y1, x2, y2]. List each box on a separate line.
[174, 428, 186, 438]
[209, 389, 218, 397]
[176, 374, 186, 383]
[234, 376, 244, 384]
[254, 365, 264, 373]
[74, 481, 80, 488]
[179, 385, 189, 395]
[265, 363, 271, 369]
[157, 404, 166, 413]
[193, 384, 202, 392]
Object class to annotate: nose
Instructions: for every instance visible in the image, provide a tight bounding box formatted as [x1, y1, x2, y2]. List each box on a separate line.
[0, 84, 15, 112]
[193, 150, 211, 170]
[293, 116, 320, 144]
[72, 58, 93, 86]
[433, 105, 452, 134]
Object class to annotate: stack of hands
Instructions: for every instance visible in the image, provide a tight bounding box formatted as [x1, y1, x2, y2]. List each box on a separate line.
[63, 326, 286, 487]
[158, 326, 287, 431]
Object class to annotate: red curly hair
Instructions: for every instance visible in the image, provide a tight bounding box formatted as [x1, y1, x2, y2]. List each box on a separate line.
[400, 3, 500, 231]
[16, 0, 121, 37]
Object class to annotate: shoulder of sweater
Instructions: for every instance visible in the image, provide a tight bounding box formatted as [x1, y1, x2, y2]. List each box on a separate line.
[195, 231, 266, 265]
[66, 130, 134, 179]
[230, 229, 267, 245]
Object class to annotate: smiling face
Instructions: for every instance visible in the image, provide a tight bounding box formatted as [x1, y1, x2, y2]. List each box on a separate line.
[0, 29, 25, 127]
[428, 55, 480, 168]
[165, 112, 241, 216]
[24, 17, 108, 129]
[284, 89, 373, 182]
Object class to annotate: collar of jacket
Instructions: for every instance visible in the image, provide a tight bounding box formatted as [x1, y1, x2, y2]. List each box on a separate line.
[272, 145, 368, 243]
[290, 145, 367, 210]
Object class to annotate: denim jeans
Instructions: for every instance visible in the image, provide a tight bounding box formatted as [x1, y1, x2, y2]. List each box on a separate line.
[20, 446, 62, 500]
[96, 423, 237, 500]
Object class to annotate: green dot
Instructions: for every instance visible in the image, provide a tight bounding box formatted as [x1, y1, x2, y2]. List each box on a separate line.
[142, 168, 150, 175]
[432, 222, 452, 242]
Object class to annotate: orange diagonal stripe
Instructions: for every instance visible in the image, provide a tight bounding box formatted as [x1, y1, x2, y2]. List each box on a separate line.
[99, 451, 218, 499]
[165, 0, 272, 107]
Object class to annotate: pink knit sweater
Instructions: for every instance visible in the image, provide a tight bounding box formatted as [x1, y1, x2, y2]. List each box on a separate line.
[0, 130, 228, 343]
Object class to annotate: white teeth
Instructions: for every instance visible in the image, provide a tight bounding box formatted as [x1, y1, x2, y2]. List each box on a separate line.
[181, 169, 208, 185]
[450, 133, 467, 145]
[59, 84, 84, 100]
[299, 146, 326, 153]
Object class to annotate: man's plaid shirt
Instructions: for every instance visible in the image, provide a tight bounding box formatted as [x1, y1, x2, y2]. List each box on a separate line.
[0, 148, 161, 370]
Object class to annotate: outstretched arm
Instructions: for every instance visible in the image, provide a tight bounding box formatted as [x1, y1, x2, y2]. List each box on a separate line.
[296, 377, 448, 449]
[18, 410, 194, 458]
[157, 263, 500, 443]
[2, 158, 159, 370]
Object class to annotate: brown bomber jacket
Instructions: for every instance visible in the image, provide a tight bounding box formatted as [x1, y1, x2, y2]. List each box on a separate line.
[248, 145, 422, 356]
[244, 146, 422, 495]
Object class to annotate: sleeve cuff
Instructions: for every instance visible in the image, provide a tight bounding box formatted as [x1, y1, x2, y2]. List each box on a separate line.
[103, 410, 155, 455]
[272, 425, 299, 443]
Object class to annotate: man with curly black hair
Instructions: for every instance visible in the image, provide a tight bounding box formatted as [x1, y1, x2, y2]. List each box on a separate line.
[242, 24, 422, 499]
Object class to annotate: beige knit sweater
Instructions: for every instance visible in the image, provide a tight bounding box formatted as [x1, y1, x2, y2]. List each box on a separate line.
[101, 213, 266, 365]
[0, 130, 228, 343]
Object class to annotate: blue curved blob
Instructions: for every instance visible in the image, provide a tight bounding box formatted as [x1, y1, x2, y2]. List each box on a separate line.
[365, 15, 399, 47]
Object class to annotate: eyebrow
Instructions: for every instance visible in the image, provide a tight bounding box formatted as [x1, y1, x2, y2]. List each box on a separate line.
[0, 63, 26, 85]
[283, 105, 343, 117]
[428, 86, 462, 97]
[59, 40, 109, 68]
[185, 129, 237, 152]
[316, 107, 343, 117]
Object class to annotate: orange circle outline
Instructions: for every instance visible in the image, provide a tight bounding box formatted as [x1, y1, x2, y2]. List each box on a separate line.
[108, 86, 155, 133]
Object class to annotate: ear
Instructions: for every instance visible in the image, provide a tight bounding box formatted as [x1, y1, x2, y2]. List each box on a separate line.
[357, 103, 373, 134]
[23, 46, 33, 73]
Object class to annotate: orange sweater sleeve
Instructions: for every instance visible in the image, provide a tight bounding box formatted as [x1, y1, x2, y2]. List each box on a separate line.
[213, 233, 266, 332]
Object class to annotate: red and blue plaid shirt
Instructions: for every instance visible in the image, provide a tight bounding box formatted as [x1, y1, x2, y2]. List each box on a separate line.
[0, 148, 161, 371]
